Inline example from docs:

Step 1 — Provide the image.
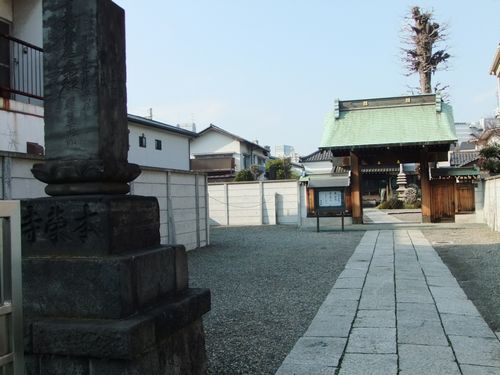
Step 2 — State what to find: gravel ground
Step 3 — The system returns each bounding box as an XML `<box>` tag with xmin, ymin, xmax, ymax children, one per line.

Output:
<box><xmin>188</xmin><ymin>226</ymin><xmax>364</xmax><ymax>375</ymax></box>
<box><xmin>423</xmin><ymin>226</ymin><xmax>500</xmax><ymax>333</ymax></box>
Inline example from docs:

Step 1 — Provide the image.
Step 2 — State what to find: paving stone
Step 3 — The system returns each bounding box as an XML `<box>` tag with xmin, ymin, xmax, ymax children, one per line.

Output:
<box><xmin>305</xmin><ymin>314</ymin><xmax>354</xmax><ymax>338</ymax></box>
<box><xmin>441</xmin><ymin>314</ymin><xmax>496</xmax><ymax>338</ymax></box>
<box><xmin>426</xmin><ymin>276</ymin><xmax>461</xmax><ymax>287</ymax></box>
<box><xmin>338</xmin><ymin>353</ymin><xmax>397</xmax><ymax>375</ymax></box>
<box><xmin>359</xmin><ymin>294</ymin><xmax>395</xmax><ymax>310</ymax></box>
<box><xmin>460</xmin><ymin>365</ymin><xmax>500</xmax><ymax>375</ymax></box>
<box><xmin>318</xmin><ymin>300</ymin><xmax>359</xmax><ymax>316</ymax></box>
<box><xmin>282</xmin><ymin>337</ymin><xmax>346</xmax><ymax>367</ymax></box>
<box><xmin>397</xmin><ymin>302</ymin><xmax>440</xmax><ymax>322</ymax></box>
<box><xmin>344</xmin><ymin>261</ymin><xmax>370</xmax><ymax>271</ymax></box>
<box><xmin>435</xmin><ymin>297</ymin><xmax>481</xmax><ymax>316</ymax></box>
<box><xmin>323</xmin><ymin>289</ymin><xmax>362</xmax><ymax>304</ymax></box>
<box><xmin>275</xmin><ymin>362</ymin><xmax>337</xmax><ymax>375</ymax></box>
<box><xmin>353</xmin><ymin>310</ymin><xmax>395</xmax><ymax>328</ymax></box>
<box><xmin>338</xmin><ymin>269</ymin><xmax>367</xmax><ymax>279</ymax></box>
<box><xmin>396</xmin><ymin>278</ymin><xmax>427</xmax><ymax>289</ymax></box>
<box><xmin>449</xmin><ymin>335</ymin><xmax>500</xmax><ymax>367</ymax></box>
<box><xmin>398</xmin><ymin>319</ymin><xmax>449</xmax><ymax>346</ymax></box>
<box><xmin>333</xmin><ymin>277</ymin><xmax>365</xmax><ymax>289</ymax></box>
<box><xmin>363</xmin><ymin>279</ymin><xmax>394</xmax><ymax>293</ymax></box>
<box><xmin>399</xmin><ymin>344</ymin><xmax>461</xmax><ymax>375</ymax></box>
<box><xmin>430</xmin><ymin>286</ymin><xmax>468</xmax><ymax>300</ymax></box>
<box><xmin>346</xmin><ymin>328</ymin><xmax>396</xmax><ymax>354</ymax></box>
<box><xmin>396</xmin><ymin>289</ymin><xmax>434</xmax><ymax>304</ymax></box>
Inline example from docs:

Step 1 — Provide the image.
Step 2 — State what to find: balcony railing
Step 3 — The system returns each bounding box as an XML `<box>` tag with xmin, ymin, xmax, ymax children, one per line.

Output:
<box><xmin>0</xmin><ymin>34</ymin><xmax>43</xmax><ymax>101</ymax></box>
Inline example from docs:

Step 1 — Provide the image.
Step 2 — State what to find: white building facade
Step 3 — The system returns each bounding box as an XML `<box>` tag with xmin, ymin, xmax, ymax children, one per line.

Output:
<box><xmin>128</xmin><ymin>115</ymin><xmax>195</xmax><ymax>171</ymax></box>
<box><xmin>190</xmin><ymin>124</ymin><xmax>269</xmax><ymax>180</ymax></box>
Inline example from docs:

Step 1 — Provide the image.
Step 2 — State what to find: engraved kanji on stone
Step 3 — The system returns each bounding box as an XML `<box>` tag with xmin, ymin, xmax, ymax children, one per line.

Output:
<box><xmin>45</xmin><ymin>205</ymin><xmax>68</xmax><ymax>243</ymax></box>
<box><xmin>73</xmin><ymin>203</ymin><xmax>100</xmax><ymax>242</ymax></box>
<box><xmin>21</xmin><ymin>205</ymin><xmax>43</xmax><ymax>242</ymax></box>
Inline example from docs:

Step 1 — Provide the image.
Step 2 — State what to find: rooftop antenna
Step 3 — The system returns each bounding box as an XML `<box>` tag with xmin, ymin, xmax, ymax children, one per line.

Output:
<box><xmin>147</xmin><ymin>108</ymin><xmax>153</xmax><ymax>120</ymax></box>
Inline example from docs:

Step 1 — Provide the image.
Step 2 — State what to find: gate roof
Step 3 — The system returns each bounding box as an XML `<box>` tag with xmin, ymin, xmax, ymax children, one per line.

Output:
<box><xmin>320</xmin><ymin>94</ymin><xmax>456</xmax><ymax>155</ymax></box>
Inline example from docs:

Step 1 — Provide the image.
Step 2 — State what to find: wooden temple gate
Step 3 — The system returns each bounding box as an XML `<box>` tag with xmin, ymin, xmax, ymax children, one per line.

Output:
<box><xmin>320</xmin><ymin>94</ymin><xmax>459</xmax><ymax>224</ymax></box>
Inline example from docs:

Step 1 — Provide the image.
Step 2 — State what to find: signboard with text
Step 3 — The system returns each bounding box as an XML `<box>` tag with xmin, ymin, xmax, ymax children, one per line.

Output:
<box><xmin>314</xmin><ymin>188</ymin><xmax>346</xmax><ymax>215</ymax></box>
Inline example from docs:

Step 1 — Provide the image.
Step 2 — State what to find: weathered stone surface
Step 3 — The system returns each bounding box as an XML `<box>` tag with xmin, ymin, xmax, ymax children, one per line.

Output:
<box><xmin>32</xmin><ymin>316</ymin><xmax>155</xmax><ymax>359</ymax></box>
<box><xmin>353</xmin><ymin>309</ymin><xmax>395</xmax><ymax>328</ymax></box>
<box><xmin>346</xmin><ymin>328</ymin><xmax>396</xmax><ymax>354</ymax></box>
<box><xmin>399</xmin><ymin>344</ymin><xmax>461</xmax><ymax>375</ymax></box>
<box><xmin>23</xmin><ymin>246</ymin><xmax>177</xmax><ymax>319</ymax></box>
<box><xmin>34</xmin><ymin>0</ymin><xmax>139</xmax><ymax>195</ymax></box>
<box><xmin>441</xmin><ymin>314</ymin><xmax>496</xmax><ymax>338</ymax></box>
<box><xmin>275</xmin><ymin>363</ymin><xmax>337</xmax><ymax>375</ymax></box>
<box><xmin>281</xmin><ymin>337</ymin><xmax>346</xmax><ymax>367</ymax></box>
<box><xmin>27</xmin><ymin>288</ymin><xmax>210</xmax><ymax>360</ymax></box>
<box><xmin>339</xmin><ymin>353</ymin><xmax>397</xmax><ymax>375</ymax></box>
<box><xmin>21</xmin><ymin>196</ymin><xmax>160</xmax><ymax>256</ymax></box>
<box><xmin>304</xmin><ymin>314</ymin><xmax>354</xmax><ymax>338</ymax></box>
<box><xmin>449</xmin><ymin>335</ymin><xmax>500</xmax><ymax>367</ymax></box>
<box><xmin>398</xmin><ymin>319</ymin><xmax>448</xmax><ymax>346</ymax></box>
<box><xmin>174</xmin><ymin>245</ymin><xmax>189</xmax><ymax>291</ymax></box>
<box><xmin>27</xmin><ymin>318</ymin><xmax>208</xmax><ymax>375</ymax></box>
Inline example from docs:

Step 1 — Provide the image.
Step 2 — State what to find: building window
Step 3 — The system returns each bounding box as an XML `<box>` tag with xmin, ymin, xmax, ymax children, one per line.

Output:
<box><xmin>155</xmin><ymin>139</ymin><xmax>162</xmax><ymax>150</ymax></box>
<box><xmin>139</xmin><ymin>134</ymin><xmax>146</xmax><ymax>148</ymax></box>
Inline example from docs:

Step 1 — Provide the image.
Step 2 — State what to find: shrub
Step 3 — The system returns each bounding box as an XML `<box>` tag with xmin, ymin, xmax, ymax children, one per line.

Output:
<box><xmin>265</xmin><ymin>158</ymin><xmax>299</xmax><ymax>180</ymax></box>
<box><xmin>479</xmin><ymin>143</ymin><xmax>500</xmax><ymax>174</ymax></box>
<box><xmin>378</xmin><ymin>197</ymin><xmax>404</xmax><ymax>209</ymax></box>
<box><xmin>404</xmin><ymin>201</ymin><xmax>421</xmax><ymax>209</ymax></box>
<box><xmin>234</xmin><ymin>169</ymin><xmax>254</xmax><ymax>182</ymax></box>
<box><xmin>404</xmin><ymin>187</ymin><xmax>418</xmax><ymax>204</ymax></box>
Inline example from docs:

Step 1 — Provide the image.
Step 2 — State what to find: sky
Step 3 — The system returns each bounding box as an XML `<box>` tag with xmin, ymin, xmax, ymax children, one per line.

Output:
<box><xmin>113</xmin><ymin>0</ymin><xmax>500</xmax><ymax>155</ymax></box>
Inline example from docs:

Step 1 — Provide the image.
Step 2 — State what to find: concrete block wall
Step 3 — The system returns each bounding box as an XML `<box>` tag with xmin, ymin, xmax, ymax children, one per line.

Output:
<box><xmin>208</xmin><ymin>180</ymin><xmax>352</xmax><ymax>228</ymax></box>
<box><xmin>0</xmin><ymin>154</ymin><xmax>208</xmax><ymax>250</ymax></box>
<box><xmin>481</xmin><ymin>176</ymin><xmax>500</xmax><ymax>231</ymax></box>
<box><xmin>208</xmin><ymin>180</ymin><xmax>300</xmax><ymax>226</ymax></box>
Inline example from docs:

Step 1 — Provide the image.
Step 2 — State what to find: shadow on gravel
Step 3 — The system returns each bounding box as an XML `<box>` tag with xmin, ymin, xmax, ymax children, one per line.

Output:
<box><xmin>433</xmin><ymin>243</ymin><xmax>500</xmax><ymax>332</ymax></box>
<box><xmin>188</xmin><ymin>225</ymin><xmax>365</xmax><ymax>375</ymax></box>
<box><xmin>423</xmin><ymin>227</ymin><xmax>500</xmax><ymax>333</ymax></box>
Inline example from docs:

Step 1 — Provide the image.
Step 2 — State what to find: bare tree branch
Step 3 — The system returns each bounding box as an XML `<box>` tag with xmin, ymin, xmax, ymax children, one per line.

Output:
<box><xmin>400</xmin><ymin>6</ymin><xmax>451</xmax><ymax>94</ymax></box>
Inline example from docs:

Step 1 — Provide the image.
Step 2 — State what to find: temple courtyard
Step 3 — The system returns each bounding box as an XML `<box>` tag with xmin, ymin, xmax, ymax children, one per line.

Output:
<box><xmin>189</xmin><ymin>212</ymin><xmax>500</xmax><ymax>374</ymax></box>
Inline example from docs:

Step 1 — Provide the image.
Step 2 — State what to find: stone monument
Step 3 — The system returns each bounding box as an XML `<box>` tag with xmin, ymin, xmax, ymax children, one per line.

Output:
<box><xmin>21</xmin><ymin>1</ymin><xmax>210</xmax><ymax>374</ymax></box>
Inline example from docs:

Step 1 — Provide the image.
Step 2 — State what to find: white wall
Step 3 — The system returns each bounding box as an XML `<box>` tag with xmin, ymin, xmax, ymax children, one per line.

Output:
<box><xmin>0</xmin><ymin>100</ymin><xmax>44</xmax><ymax>153</ymax></box>
<box><xmin>128</xmin><ymin>123</ymin><xmax>191</xmax><ymax>171</ymax></box>
<box><xmin>0</xmin><ymin>0</ymin><xmax>12</xmax><ymax>22</ymax></box>
<box><xmin>208</xmin><ymin>180</ymin><xmax>351</xmax><ymax>228</ymax></box>
<box><xmin>191</xmin><ymin>131</ymin><xmax>243</xmax><ymax>169</ymax></box>
<box><xmin>0</xmin><ymin>155</ymin><xmax>46</xmax><ymax>199</ymax></box>
<box><xmin>191</xmin><ymin>131</ymin><xmax>240</xmax><ymax>156</ymax></box>
<box><xmin>12</xmin><ymin>0</ymin><xmax>42</xmax><ymax>46</ymax></box>
<box><xmin>0</xmin><ymin>154</ymin><xmax>209</xmax><ymax>251</ymax></box>
<box><xmin>480</xmin><ymin>176</ymin><xmax>500</xmax><ymax>231</ymax></box>
<box><xmin>130</xmin><ymin>169</ymin><xmax>208</xmax><ymax>250</ymax></box>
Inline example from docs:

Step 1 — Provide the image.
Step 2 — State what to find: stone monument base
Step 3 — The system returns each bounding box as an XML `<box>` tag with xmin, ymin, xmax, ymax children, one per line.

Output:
<box><xmin>21</xmin><ymin>196</ymin><xmax>210</xmax><ymax>375</ymax></box>
<box><xmin>24</xmin><ymin>291</ymin><xmax>210</xmax><ymax>375</ymax></box>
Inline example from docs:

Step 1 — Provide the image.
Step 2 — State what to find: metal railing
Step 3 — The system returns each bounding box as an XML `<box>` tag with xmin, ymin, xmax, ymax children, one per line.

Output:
<box><xmin>0</xmin><ymin>201</ymin><xmax>23</xmax><ymax>375</ymax></box>
<box><xmin>0</xmin><ymin>34</ymin><xmax>43</xmax><ymax>101</ymax></box>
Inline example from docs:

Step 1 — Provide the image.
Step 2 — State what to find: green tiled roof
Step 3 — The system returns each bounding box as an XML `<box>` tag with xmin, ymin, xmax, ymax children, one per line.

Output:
<box><xmin>320</xmin><ymin>95</ymin><xmax>457</xmax><ymax>150</ymax></box>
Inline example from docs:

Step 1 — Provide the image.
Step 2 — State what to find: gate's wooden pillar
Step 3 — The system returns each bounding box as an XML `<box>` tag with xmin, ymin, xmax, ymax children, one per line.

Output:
<box><xmin>350</xmin><ymin>152</ymin><xmax>363</xmax><ymax>224</ymax></box>
<box><xmin>420</xmin><ymin>151</ymin><xmax>431</xmax><ymax>223</ymax></box>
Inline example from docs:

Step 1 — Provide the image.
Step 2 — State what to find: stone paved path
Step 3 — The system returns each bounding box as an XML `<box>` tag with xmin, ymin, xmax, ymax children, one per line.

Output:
<box><xmin>276</xmin><ymin>229</ymin><xmax>500</xmax><ymax>374</ymax></box>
